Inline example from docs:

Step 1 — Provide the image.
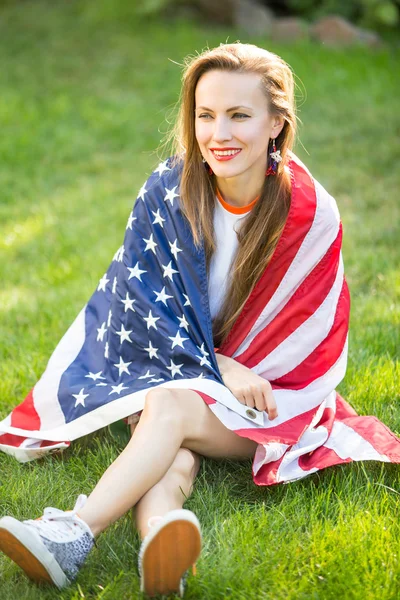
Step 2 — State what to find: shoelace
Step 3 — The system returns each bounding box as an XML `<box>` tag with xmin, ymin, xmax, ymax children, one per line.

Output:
<box><xmin>24</xmin><ymin>494</ymin><xmax>90</xmax><ymax>540</ymax></box>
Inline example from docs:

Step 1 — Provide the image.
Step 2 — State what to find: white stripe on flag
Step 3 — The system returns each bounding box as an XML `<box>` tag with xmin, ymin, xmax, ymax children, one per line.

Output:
<box><xmin>253</xmin><ymin>442</ymin><xmax>289</xmax><ymax>475</ymax></box>
<box><xmin>0</xmin><ymin>376</ymin><xmax>265</xmax><ymax>442</ymax></box>
<box><xmin>208</xmin><ymin>401</ymin><xmax>263</xmax><ymax>431</ymax></box>
<box><xmin>33</xmin><ymin>306</ymin><xmax>87</xmax><ymax>430</ymax></box>
<box><xmin>324</xmin><ymin>420</ymin><xmax>391</xmax><ymax>462</ymax></box>
<box><xmin>266</xmin><ymin>350</ymin><xmax>345</xmax><ymax>426</ymax></box>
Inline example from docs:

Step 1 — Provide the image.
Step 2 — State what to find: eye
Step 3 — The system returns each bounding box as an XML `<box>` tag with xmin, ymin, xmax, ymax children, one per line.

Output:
<box><xmin>232</xmin><ymin>113</ymin><xmax>249</xmax><ymax>119</ymax></box>
<box><xmin>198</xmin><ymin>113</ymin><xmax>213</xmax><ymax>119</ymax></box>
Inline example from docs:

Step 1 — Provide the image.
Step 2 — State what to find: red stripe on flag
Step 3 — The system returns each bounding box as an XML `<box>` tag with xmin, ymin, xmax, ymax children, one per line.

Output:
<box><xmin>234</xmin><ymin>406</ymin><xmax>320</xmax><ymax>446</ymax></box>
<box><xmin>10</xmin><ymin>388</ymin><xmax>41</xmax><ymax>431</ymax></box>
<box><xmin>0</xmin><ymin>433</ymin><xmax>27</xmax><ymax>447</ymax></box>
<box><xmin>252</xmin><ymin>452</ymin><xmax>286</xmax><ymax>486</ymax></box>
<box><xmin>298</xmin><ymin>445</ymin><xmax>352</xmax><ymax>472</ymax></box>
<box><xmin>271</xmin><ymin>279</ymin><xmax>350</xmax><ymax>391</ymax></box>
<box><xmin>190</xmin><ymin>390</ymin><xmax>217</xmax><ymax>406</ymax></box>
<box><xmin>40</xmin><ymin>439</ymin><xmax>69</xmax><ymax>448</ymax></box>
<box><xmin>237</xmin><ymin>226</ymin><xmax>343</xmax><ymax>368</ymax></box>
<box><xmin>220</xmin><ymin>156</ymin><xmax>317</xmax><ymax>357</ymax></box>
<box><xmin>334</xmin><ymin>394</ymin><xmax>357</xmax><ymax>418</ymax></box>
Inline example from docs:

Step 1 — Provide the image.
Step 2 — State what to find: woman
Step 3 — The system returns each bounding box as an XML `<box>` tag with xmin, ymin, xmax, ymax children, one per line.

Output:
<box><xmin>0</xmin><ymin>43</ymin><xmax>399</xmax><ymax>597</ymax></box>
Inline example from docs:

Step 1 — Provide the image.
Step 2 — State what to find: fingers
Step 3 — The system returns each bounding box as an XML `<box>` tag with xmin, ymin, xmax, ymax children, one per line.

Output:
<box><xmin>236</xmin><ymin>388</ymin><xmax>255</xmax><ymax>408</ymax></box>
<box><xmin>233</xmin><ymin>383</ymin><xmax>278</xmax><ymax>420</ymax></box>
<box><xmin>263</xmin><ymin>383</ymin><xmax>278</xmax><ymax>420</ymax></box>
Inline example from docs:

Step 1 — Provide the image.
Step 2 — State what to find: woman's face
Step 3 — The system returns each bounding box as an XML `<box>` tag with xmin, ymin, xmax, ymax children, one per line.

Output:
<box><xmin>195</xmin><ymin>70</ymin><xmax>283</xmax><ymax>181</ymax></box>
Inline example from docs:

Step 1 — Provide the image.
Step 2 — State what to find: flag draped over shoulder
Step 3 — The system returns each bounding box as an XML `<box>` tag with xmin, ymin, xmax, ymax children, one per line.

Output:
<box><xmin>1</xmin><ymin>153</ymin><xmax>399</xmax><ymax>485</ymax></box>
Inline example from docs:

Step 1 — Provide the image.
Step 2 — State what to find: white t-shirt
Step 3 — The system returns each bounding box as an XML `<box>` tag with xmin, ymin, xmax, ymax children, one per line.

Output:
<box><xmin>208</xmin><ymin>190</ymin><xmax>257</xmax><ymax>320</ymax></box>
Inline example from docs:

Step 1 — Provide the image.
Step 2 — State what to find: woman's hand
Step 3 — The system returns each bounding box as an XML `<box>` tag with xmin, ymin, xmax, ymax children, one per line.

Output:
<box><xmin>215</xmin><ymin>353</ymin><xmax>278</xmax><ymax>420</ymax></box>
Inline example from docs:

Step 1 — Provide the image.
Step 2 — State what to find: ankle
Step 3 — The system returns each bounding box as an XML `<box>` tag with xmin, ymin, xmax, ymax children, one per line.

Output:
<box><xmin>76</xmin><ymin>511</ymin><xmax>100</xmax><ymax>538</ymax></box>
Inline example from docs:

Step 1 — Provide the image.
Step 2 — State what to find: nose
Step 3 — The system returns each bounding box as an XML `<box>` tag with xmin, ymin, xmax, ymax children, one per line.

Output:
<box><xmin>211</xmin><ymin>117</ymin><xmax>232</xmax><ymax>143</ymax></box>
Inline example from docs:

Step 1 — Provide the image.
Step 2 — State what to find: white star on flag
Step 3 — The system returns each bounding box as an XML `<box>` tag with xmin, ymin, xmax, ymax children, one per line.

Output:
<box><xmin>113</xmin><ymin>246</ymin><xmax>125</xmax><ymax>262</ymax></box>
<box><xmin>115</xmin><ymin>324</ymin><xmax>133</xmax><ymax>344</ymax></box>
<box><xmin>144</xmin><ymin>340</ymin><xmax>159</xmax><ymax>359</ymax></box>
<box><xmin>104</xmin><ymin>342</ymin><xmax>109</xmax><ymax>358</ymax></box>
<box><xmin>144</xmin><ymin>310</ymin><xmax>160</xmax><ymax>330</ymax></box>
<box><xmin>126</xmin><ymin>212</ymin><xmax>137</xmax><ymax>230</ymax></box>
<box><xmin>121</xmin><ymin>292</ymin><xmax>136</xmax><ymax>313</ymax></box>
<box><xmin>96</xmin><ymin>322</ymin><xmax>107</xmax><ymax>342</ymax></box>
<box><xmin>72</xmin><ymin>388</ymin><xmax>89</xmax><ymax>408</ymax></box>
<box><xmin>162</xmin><ymin>261</ymin><xmax>179</xmax><ymax>281</ymax></box>
<box><xmin>143</xmin><ymin>234</ymin><xmax>158</xmax><ymax>254</ymax></box>
<box><xmin>148</xmin><ymin>378</ymin><xmax>165</xmax><ymax>383</ymax></box>
<box><xmin>196</xmin><ymin>353</ymin><xmax>211</xmax><ymax>368</ymax></box>
<box><xmin>107</xmin><ymin>310</ymin><xmax>112</xmax><ymax>327</ymax></box>
<box><xmin>164</xmin><ymin>186</ymin><xmax>179</xmax><ymax>206</ymax></box>
<box><xmin>155</xmin><ymin>160</ymin><xmax>171</xmax><ymax>176</ymax></box>
<box><xmin>169</xmin><ymin>239</ymin><xmax>182</xmax><ymax>260</ymax></box>
<box><xmin>152</xmin><ymin>209</ymin><xmax>166</xmax><ymax>228</ymax></box>
<box><xmin>183</xmin><ymin>294</ymin><xmax>191</xmax><ymax>306</ymax></box>
<box><xmin>97</xmin><ymin>273</ymin><xmax>110</xmax><ymax>292</ymax></box>
<box><xmin>128</xmin><ymin>262</ymin><xmax>147</xmax><ymax>281</ymax></box>
<box><xmin>167</xmin><ymin>359</ymin><xmax>184</xmax><ymax>378</ymax></box>
<box><xmin>154</xmin><ymin>286</ymin><xmax>173</xmax><ymax>306</ymax></box>
<box><xmin>112</xmin><ymin>277</ymin><xmax>117</xmax><ymax>294</ymax></box>
<box><xmin>177</xmin><ymin>314</ymin><xmax>189</xmax><ymax>331</ymax></box>
<box><xmin>96</xmin><ymin>382</ymin><xmax>108</xmax><ymax>387</ymax></box>
<box><xmin>109</xmin><ymin>383</ymin><xmax>129</xmax><ymax>395</ymax></box>
<box><xmin>169</xmin><ymin>330</ymin><xmax>189</xmax><ymax>349</ymax></box>
<box><xmin>138</xmin><ymin>369</ymin><xmax>156</xmax><ymax>379</ymax></box>
<box><xmin>114</xmin><ymin>356</ymin><xmax>132</xmax><ymax>376</ymax></box>
<box><xmin>138</xmin><ymin>183</ymin><xmax>147</xmax><ymax>201</ymax></box>
<box><xmin>85</xmin><ymin>371</ymin><xmax>106</xmax><ymax>381</ymax></box>
<box><xmin>198</xmin><ymin>343</ymin><xmax>209</xmax><ymax>357</ymax></box>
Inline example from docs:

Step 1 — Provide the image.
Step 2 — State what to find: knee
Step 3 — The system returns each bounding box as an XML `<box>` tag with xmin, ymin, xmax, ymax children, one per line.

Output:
<box><xmin>142</xmin><ymin>387</ymin><xmax>184</xmax><ymax>427</ymax></box>
<box><xmin>170</xmin><ymin>448</ymin><xmax>201</xmax><ymax>481</ymax></box>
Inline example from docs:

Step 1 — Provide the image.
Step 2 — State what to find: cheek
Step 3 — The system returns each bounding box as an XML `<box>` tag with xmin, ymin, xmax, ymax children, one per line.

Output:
<box><xmin>237</xmin><ymin>119</ymin><xmax>271</xmax><ymax>151</ymax></box>
<box><xmin>195</xmin><ymin>122</ymin><xmax>210</xmax><ymax>146</ymax></box>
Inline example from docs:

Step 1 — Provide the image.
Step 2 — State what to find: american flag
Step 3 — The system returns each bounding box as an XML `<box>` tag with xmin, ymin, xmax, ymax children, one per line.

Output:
<box><xmin>1</xmin><ymin>154</ymin><xmax>399</xmax><ymax>484</ymax></box>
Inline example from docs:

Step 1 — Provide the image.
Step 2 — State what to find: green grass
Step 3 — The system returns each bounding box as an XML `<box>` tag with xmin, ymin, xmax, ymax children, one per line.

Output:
<box><xmin>0</xmin><ymin>1</ymin><xmax>399</xmax><ymax>598</ymax></box>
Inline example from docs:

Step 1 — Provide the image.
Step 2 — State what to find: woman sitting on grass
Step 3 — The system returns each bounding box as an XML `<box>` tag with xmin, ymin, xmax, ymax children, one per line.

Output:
<box><xmin>0</xmin><ymin>42</ymin><xmax>399</xmax><ymax>597</ymax></box>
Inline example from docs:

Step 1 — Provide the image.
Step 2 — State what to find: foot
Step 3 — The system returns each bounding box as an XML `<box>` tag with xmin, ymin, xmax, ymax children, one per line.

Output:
<box><xmin>0</xmin><ymin>494</ymin><xmax>94</xmax><ymax>589</ymax></box>
<box><xmin>138</xmin><ymin>509</ymin><xmax>202</xmax><ymax>598</ymax></box>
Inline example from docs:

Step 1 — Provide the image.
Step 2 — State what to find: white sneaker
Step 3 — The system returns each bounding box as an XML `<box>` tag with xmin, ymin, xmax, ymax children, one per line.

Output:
<box><xmin>138</xmin><ymin>509</ymin><xmax>202</xmax><ymax>597</ymax></box>
<box><xmin>0</xmin><ymin>494</ymin><xmax>94</xmax><ymax>589</ymax></box>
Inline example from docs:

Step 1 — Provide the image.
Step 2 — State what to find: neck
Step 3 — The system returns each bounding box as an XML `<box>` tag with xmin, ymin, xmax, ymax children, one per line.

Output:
<box><xmin>215</xmin><ymin>165</ymin><xmax>265</xmax><ymax>207</ymax></box>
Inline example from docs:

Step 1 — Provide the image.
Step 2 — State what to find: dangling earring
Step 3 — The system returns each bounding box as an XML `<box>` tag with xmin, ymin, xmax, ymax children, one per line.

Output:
<box><xmin>202</xmin><ymin>156</ymin><xmax>213</xmax><ymax>176</ymax></box>
<box><xmin>266</xmin><ymin>138</ymin><xmax>282</xmax><ymax>176</ymax></box>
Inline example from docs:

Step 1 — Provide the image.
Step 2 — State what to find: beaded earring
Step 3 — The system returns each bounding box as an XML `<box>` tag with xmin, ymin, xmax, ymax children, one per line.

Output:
<box><xmin>202</xmin><ymin>157</ymin><xmax>213</xmax><ymax>175</ymax></box>
<box><xmin>266</xmin><ymin>138</ymin><xmax>282</xmax><ymax>176</ymax></box>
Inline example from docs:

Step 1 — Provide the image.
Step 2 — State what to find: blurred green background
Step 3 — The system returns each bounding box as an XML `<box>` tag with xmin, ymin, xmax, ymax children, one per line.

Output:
<box><xmin>0</xmin><ymin>1</ymin><xmax>399</xmax><ymax>598</ymax></box>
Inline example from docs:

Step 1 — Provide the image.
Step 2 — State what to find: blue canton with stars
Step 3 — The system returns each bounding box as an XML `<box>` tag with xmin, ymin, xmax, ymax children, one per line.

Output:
<box><xmin>58</xmin><ymin>157</ymin><xmax>223</xmax><ymax>422</ymax></box>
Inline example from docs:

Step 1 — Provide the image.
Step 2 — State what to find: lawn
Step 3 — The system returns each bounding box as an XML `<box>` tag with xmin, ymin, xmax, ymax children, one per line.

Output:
<box><xmin>0</xmin><ymin>1</ymin><xmax>399</xmax><ymax>598</ymax></box>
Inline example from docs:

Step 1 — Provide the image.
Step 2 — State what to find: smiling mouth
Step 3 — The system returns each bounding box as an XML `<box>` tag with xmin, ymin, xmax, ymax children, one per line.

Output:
<box><xmin>210</xmin><ymin>149</ymin><xmax>242</xmax><ymax>158</ymax></box>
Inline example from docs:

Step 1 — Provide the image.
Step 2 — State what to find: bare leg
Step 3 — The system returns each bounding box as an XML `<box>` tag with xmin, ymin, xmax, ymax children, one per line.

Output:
<box><xmin>78</xmin><ymin>388</ymin><xmax>257</xmax><ymax>537</ymax></box>
<box><xmin>134</xmin><ymin>448</ymin><xmax>201</xmax><ymax>539</ymax></box>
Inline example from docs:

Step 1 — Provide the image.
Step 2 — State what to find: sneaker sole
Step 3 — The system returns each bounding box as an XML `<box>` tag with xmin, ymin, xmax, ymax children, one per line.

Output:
<box><xmin>140</xmin><ymin>509</ymin><xmax>201</xmax><ymax>597</ymax></box>
<box><xmin>0</xmin><ymin>517</ymin><xmax>69</xmax><ymax>589</ymax></box>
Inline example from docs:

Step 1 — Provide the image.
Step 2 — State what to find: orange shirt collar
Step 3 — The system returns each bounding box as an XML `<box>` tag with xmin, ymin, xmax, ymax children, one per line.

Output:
<box><xmin>216</xmin><ymin>188</ymin><xmax>259</xmax><ymax>215</ymax></box>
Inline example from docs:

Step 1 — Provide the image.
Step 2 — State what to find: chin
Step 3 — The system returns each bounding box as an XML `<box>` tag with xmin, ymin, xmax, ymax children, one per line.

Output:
<box><xmin>214</xmin><ymin>167</ymin><xmax>243</xmax><ymax>179</ymax></box>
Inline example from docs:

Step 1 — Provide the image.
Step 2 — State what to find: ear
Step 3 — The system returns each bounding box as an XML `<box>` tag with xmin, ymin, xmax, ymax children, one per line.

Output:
<box><xmin>271</xmin><ymin>115</ymin><xmax>285</xmax><ymax>139</ymax></box>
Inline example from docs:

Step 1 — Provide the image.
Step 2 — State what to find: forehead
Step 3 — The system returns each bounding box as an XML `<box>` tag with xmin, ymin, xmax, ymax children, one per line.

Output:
<box><xmin>195</xmin><ymin>70</ymin><xmax>267</xmax><ymax>109</ymax></box>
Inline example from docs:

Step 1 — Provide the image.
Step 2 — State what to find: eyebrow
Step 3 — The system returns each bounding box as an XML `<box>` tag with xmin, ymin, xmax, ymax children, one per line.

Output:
<box><xmin>196</xmin><ymin>105</ymin><xmax>253</xmax><ymax>112</ymax></box>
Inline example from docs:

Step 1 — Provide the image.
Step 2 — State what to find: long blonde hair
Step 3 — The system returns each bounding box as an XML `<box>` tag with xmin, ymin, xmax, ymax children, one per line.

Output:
<box><xmin>164</xmin><ymin>43</ymin><xmax>297</xmax><ymax>347</ymax></box>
